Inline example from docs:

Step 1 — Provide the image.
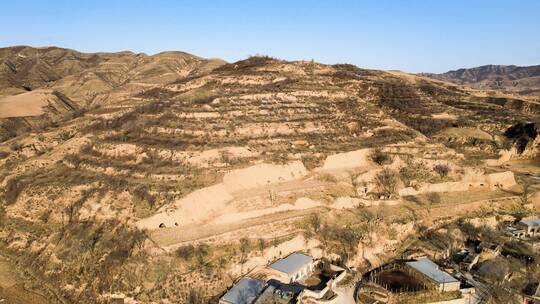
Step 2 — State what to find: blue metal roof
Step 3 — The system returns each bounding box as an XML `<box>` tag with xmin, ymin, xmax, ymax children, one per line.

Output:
<box><xmin>220</xmin><ymin>277</ymin><xmax>266</xmax><ymax>304</ymax></box>
<box><xmin>406</xmin><ymin>258</ymin><xmax>458</xmax><ymax>284</ymax></box>
<box><xmin>270</xmin><ymin>252</ymin><xmax>312</xmax><ymax>275</ymax></box>
<box><xmin>521</xmin><ymin>218</ymin><xmax>540</xmax><ymax>227</ymax></box>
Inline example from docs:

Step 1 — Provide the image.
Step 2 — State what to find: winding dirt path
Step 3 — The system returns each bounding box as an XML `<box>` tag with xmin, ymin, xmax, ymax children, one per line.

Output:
<box><xmin>150</xmin><ymin>207</ymin><xmax>328</xmax><ymax>248</ymax></box>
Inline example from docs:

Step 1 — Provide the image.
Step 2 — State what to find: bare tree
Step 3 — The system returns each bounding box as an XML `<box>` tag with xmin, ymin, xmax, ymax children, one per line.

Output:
<box><xmin>370</xmin><ymin>149</ymin><xmax>392</xmax><ymax>166</ymax></box>
<box><xmin>219</xmin><ymin>150</ymin><xmax>234</xmax><ymax>167</ymax></box>
<box><xmin>375</xmin><ymin>168</ymin><xmax>399</xmax><ymax>196</ymax></box>
<box><xmin>257</xmin><ymin>238</ymin><xmax>265</xmax><ymax>254</ymax></box>
<box><xmin>399</xmin><ymin>159</ymin><xmax>431</xmax><ymax>187</ymax></box>
<box><xmin>194</xmin><ymin>244</ymin><xmax>209</xmax><ymax>268</ymax></box>
<box><xmin>427</xmin><ymin>192</ymin><xmax>441</xmax><ymax>205</ymax></box>
<box><xmin>309</xmin><ymin>214</ymin><xmax>322</xmax><ymax>233</ymax></box>
<box><xmin>187</xmin><ymin>288</ymin><xmax>203</xmax><ymax>304</ymax></box>
<box><xmin>239</xmin><ymin>238</ymin><xmax>250</xmax><ymax>263</ymax></box>
<box><xmin>433</xmin><ymin>163</ymin><xmax>451</xmax><ymax>178</ymax></box>
<box><xmin>521</xmin><ymin>182</ymin><xmax>532</xmax><ymax>206</ymax></box>
<box><xmin>348</xmin><ymin>170</ymin><xmax>365</xmax><ymax>197</ymax></box>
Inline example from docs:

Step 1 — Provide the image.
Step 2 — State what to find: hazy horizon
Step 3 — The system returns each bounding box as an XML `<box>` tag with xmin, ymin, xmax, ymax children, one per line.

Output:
<box><xmin>1</xmin><ymin>0</ymin><xmax>539</xmax><ymax>73</ymax></box>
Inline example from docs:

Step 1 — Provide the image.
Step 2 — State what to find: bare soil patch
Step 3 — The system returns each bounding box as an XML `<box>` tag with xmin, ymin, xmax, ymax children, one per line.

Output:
<box><xmin>0</xmin><ymin>90</ymin><xmax>53</xmax><ymax>118</ymax></box>
<box><xmin>374</xmin><ymin>268</ymin><xmax>425</xmax><ymax>292</ymax></box>
<box><xmin>0</xmin><ymin>256</ymin><xmax>50</xmax><ymax>304</ymax></box>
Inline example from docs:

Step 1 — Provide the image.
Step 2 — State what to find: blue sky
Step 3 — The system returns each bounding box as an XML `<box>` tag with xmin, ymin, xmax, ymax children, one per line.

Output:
<box><xmin>1</xmin><ymin>0</ymin><xmax>539</xmax><ymax>73</ymax></box>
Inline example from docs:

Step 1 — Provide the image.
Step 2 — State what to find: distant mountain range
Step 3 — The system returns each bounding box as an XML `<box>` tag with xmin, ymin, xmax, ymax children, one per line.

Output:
<box><xmin>422</xmin><ymin>64</ymin><xmax>540</xmax><ymax>95</ymax></box>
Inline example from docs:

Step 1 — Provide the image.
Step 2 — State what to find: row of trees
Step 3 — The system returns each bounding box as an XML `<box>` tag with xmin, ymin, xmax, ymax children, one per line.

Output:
<box><xmin>369</xmin><ymin>150</ymin><xmax>452</xmax><ymax>197</ymax></box>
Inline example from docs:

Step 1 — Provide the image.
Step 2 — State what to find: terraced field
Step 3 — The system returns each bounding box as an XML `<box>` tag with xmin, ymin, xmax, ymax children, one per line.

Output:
<box><xmin>0</xmin><ymin>48</ymin><xmax>539</xmax><ymax>303</ymax></box>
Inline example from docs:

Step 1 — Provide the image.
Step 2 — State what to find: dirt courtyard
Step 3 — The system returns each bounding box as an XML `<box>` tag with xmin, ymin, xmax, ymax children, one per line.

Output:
<box><xmin>373</xmin><ymin>268</ymin><xmax>425</xmax><ymax>292</ymax></box>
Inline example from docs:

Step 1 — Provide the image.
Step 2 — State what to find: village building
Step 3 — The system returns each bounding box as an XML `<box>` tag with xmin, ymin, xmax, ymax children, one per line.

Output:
<box><xmin>269</xmin><ymin>252</ymin><xmax>315</xmax><ymax>283</ymax></box>
<box><xmin>253</xmin><ymin>280</ymin><xmax>302</xmax><ymax>304</ymax></box>
<box><xmin>219</xmin><ymin>277</ymin><xmax>266</xmax><ymax>304</ymax></box>
<box><xmin>220</xmin><ymin>252</ymin><xmax>347</xmax><ymax>303</ymax></box>
<box><xmin>506</xmin><ymin>218</ymin><xmax>540</xmax><ymax>239</ymax></box>
<box><xmin>506</xmin><ymin>223</ymin><xmax>529</xmax><ymax>239</ymax></box>
<box><xmin>405</xmin><ymin>258</ymin><xmax>460</xmax><ymax>292</ymax></box>
<box><xmin>521</xmin><ymin>218</ymin><xmax>540</xmax><ymax>237</ymax></box>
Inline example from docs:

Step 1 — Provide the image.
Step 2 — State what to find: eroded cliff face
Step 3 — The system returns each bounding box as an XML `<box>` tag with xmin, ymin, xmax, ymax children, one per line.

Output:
<box><xmin>504</xmin><ymin>121</ymin><xmax>538</xmax><ymax>154</ymax></box>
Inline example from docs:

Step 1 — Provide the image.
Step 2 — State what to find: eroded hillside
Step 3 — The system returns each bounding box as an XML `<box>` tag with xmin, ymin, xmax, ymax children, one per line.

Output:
<box><xmin>0</xmin><ymin>46</ymin><xmax>226</xmax><ymax>142</ymax></box>
<box><xmin>423</xmin><ymin>64</ymin><xmax>540</xmax><ymax>96</ymax></box>
<box><xmin>1</xmin><ymin>48</ymin><xmax>539</xmax><ymax>303</ymax></box>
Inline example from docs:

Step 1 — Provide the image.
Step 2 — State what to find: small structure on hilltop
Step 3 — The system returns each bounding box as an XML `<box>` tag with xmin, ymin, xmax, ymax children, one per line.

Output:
<box><xmin>219</xmin><ymin>277</ymin><xmax>266</xmax><ymax>304</ymax></box>
<box><xmin>269</xmin><ymin>252</ymin><xmax>315</xmax><ymax>283</ymax></box>
<box><xmin>405</xmin><ymin>258</ymin><xmax>460</xmax><ymax>292</ymax></box>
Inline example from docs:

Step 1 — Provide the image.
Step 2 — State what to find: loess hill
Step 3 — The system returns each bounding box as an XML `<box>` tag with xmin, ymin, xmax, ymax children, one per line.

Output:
<box><xmin>423</xmin><ymin>64</ymin><xmax>540</xmax><ymax>96</ymax></box>
<box><xmin>0</xmin><ymin>46</ymin><xmax>539</xmax><ymax>303</ymax></box>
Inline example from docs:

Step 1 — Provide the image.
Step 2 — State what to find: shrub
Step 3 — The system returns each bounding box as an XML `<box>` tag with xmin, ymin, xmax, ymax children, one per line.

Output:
<box><xmin>239</xmin><ymin>238</ymin><xmax>250</xmax><ymax>262</ymax></box>
<box><xmin>79</xmin><ymin>144</ymin><xmax>95</xmax><ymax>154</ymax></box>
<box><xmin>375</xmin><ymin>168</ymin><xmax>399</xmax><ymax>196</ymax></box>
<box><xmin>308</xmin><ymin>214</ymin><xmax>322</xmax><ymax>233</ymax></box>
<box><xmin>399</xmin><ymin>159</ymin><xmax>431</xmax><ymax>187</ymax></box>
<box><xmin>317</xmin><ymin>173</ymin><xmax>338</xmax><ymax>183</ymax></box>
<box><xmin>64</xmin><ymin>154</ymin><xmax>82</xmax><ymax>168</ymax></box>
<box><xmin>403</xmin><ymin>195</ymin><xmax>422</xmax><ymax>205</ymax></box>
<box><xmin>176</xmin><ymin>243</ymin><xmax>210</xmax><ymax>268</ymax></box>
<box><xmin>457</xmin><ymin>219</ymin><xmax>480</xmax><ymax>238</ymax></box>
<box><xmin>9</xmin><ymin>142</ymin><xmax>23</xmax><ymax>151</ymax></box>
<box><xmin>320</xmin><ymin>224</ymin><xmax>361</xmax><ymax>263</ymax></box>
<box><xmin>39</xmin><ymin>209</ymin><xmax>52</xmax><ymax>223</ymax></box>
<box><xmin>433</xmin><ymin>163</ymin><xmax>451</xmax><ymax>178</ymax></box>
<box><xmin>301</xmin><ymin>154</ymin><xmax>325</xmax><ymax>170</ymax></box>
<box><xmin>370</xmin><ymin>149</ymin><xmax>392</xmax><ymax>165</ymax></box>
<box><xmin>59</xmin><ymin>130</ymin><xmax>74</xmax><ymax>140</ymax></box>
<box><xmin>387</xmin><ymin>227</ymin><xmax>398</xmax><ymax>240</ymax></box>
<box><xmin>133</xmin><ymin>184</ymin><xmax>156</xmax><ymax>208</ymax></box>
<box><xmin>176</xmin><ymin>244</ymin><xmax>195</xmax><ymax>260</ymax></box>
<box><xmin>197</xmin><ymin>244</ymin><xmax>212</xmax><ymax>268</ymax></box>
<box><xmin>355</xmin><ymin>208</ymin><xmax>375</xmax><ymax>222</ymax></box>
<box><xmin>257</xmin><ymin>238</ymin><xmax>266</xmax><ymax>254</ymax></box>
<box><xmin>0</xmin><ymin>151</ymin><xmax>10</xmax><ymax>159</ymax></box>
<box><xmin>4</xmin><ymin>177</ymin><xmax>26</xmax><ymax>205</ymax></box>
<box><xmin>521</xmin><ymin>183</ymin><xmax>531</xmax><ymax>205</ymax></box>
<box><xmin>186</xmin><ymin>288</ymin><xmax>204</xmax><ymax>304</ymax></box>
<box><xmin>426</xmin><ymin>192</ymin><xmax>441</xmax><ymax>205</ymax></box>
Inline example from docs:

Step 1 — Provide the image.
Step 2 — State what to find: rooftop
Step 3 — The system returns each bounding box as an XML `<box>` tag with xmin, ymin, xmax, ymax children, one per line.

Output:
<box><xmin>406</xmin><ymin>258</ymin><xmax>459</xmax><ymax>284</ymax></box>
<box><xmin>253</xmin><ymin>285</ymin><xmax>277</xmax><ymax>304</ymax></box>
<box><xmin>220</xmin><ymin>277</ymin><xmax>266</xmax><ymax>304</ymax></box>
<box><xmin>505</xmin><ymin>224</ymin><xmax>527</xmax><ymax>232</ymax></box>
<box><xmin>521</xmin><ymin>218</ymin><xmax>540</xmax><ymax>227</ymax></box>
<box><xmin>270</xmin><ymin>253</ymin><xmax>313</xmax><ymax>275</ymax></box>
